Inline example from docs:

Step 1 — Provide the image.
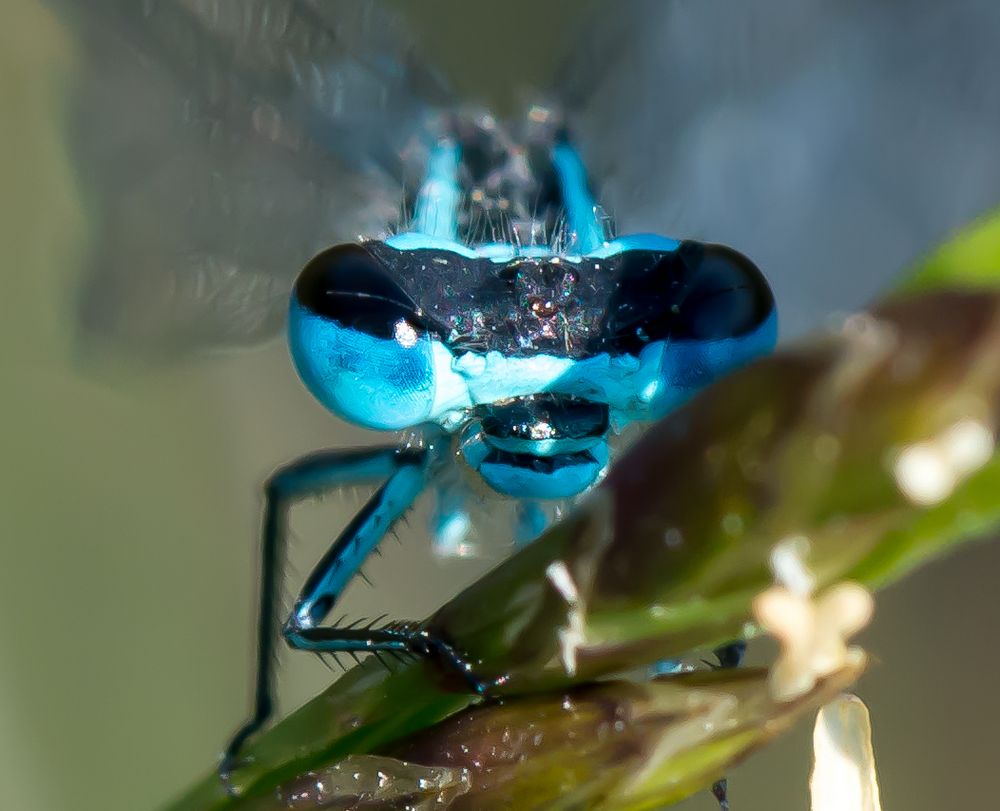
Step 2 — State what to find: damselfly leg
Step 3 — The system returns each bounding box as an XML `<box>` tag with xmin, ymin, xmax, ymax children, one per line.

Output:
<box><xmin>220</xmin><ymin>439</ymin><xmax>482</xmax><ymax>787</ymax></box>
<box><xmin>713</xmin><ymin>641</ymin><xmax>747</xmax><ymax>670</ymax></box>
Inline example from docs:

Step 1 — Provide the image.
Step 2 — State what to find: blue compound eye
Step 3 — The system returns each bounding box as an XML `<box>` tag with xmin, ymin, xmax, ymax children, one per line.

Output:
<box><xmin>604</xmin><ymin>241</ymin><xmax>774</xmax><ymax>354</ymax></box>
<box><xmin>288</xmin><ymin>244</ymin><xmax>448</xmax><ymax>431</ymax></box>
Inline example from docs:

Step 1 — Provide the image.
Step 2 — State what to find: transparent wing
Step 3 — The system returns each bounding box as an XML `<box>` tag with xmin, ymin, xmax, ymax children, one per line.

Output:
<box><xmin>557</xmin><ymin>0</ymin><xmax>1000</xmax><ymax>336</ymax></box>
<box><xmin>53</xmin><ymin>0</ymin><xmax>449</xmax><ymax>356</ymax></box>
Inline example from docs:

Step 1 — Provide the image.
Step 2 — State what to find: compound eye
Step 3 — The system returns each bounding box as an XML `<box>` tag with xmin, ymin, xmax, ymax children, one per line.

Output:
<box><xmin>288</xmin><ymin>244</ymin><xmax>447</xmax><ymax>431</ymax></box>
<box><xmin>294</xmin><ymin>243</ymin><xmax>422</xmax><ymax>339</ymax></box>
<box><xmin>605</xmin><ymin>242</ymin><xmax>774</xmax><ymax>354</ymax></box>
<box><xmin>670</xmin><ymin>242</ymin><xmax>774</xmax><ymax>340</ymax></box>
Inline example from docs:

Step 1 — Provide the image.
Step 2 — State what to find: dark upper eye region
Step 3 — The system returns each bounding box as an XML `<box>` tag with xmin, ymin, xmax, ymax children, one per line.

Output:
<box><xmin>602</xmin><ymin>241</ymin><xmax>774</xmax><ymax>355</ymax></box>
<box><xmin>294</xmin><ymin>243</ymin><xmax>438</xmax><ymax>340</ymax></box>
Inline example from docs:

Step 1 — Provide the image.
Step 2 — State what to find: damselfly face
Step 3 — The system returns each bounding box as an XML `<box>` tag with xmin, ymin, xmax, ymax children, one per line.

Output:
<box><xmin>288</xmin><ymin>232</ymin><xmax>774</xmax><ymax>499</ymax></box>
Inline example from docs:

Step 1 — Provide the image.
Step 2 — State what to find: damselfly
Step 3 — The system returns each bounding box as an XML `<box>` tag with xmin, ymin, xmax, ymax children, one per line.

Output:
<box><xmin>229</xmin><ymin>104</ymin><xmax>777</xmax><ymax>771</ymax></box>
<box><xmin>55</xmin><ymin>0</ymin><xmax>1000</xmax><ymax>797</ymax></box>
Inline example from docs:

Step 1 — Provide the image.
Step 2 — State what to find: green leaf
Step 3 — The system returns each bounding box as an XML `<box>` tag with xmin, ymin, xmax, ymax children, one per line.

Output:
<box><xmin>171</xmin><ymin>212</ymin><xmax>1000</xmax><ymax>808</ymax></box>
<box><xmin>242</xmin><ymin>663</ymin><xmax>865</xmax><ymax>811</ymax></box>
<box><xmin>171</xmin><ymin>287</ymin><xmax>1000</xmax><ymax>809</ymax></box>
<box><xmin>896</xmin><ymin>205</ymin><xmax>1000</xmax><ymax>293</ymax></box>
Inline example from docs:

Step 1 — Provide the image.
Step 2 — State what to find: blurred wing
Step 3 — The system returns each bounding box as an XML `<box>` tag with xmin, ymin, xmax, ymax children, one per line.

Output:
<box><xmin>556</xmin><ymin>0</ymin><xmax>1000</xmax><ymax>336</ymax></box>
<box><xmin>54</xmin><ymin>0</ymin><xmax>449</xmax><ymax>356</ymax></box>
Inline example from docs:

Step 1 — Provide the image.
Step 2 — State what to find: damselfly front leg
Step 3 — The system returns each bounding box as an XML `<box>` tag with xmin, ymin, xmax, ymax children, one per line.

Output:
<box><xmin>220</xmin><ymin>439</ymin><xmax>482</xmax><ymax>785</ymax></box>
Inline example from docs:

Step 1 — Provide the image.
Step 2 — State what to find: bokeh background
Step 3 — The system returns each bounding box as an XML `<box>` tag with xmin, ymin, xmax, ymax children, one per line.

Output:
<box><xmin>2</xmin><ymin>1</ymin><xmax>999</xmax><ymax>809</ymax></box>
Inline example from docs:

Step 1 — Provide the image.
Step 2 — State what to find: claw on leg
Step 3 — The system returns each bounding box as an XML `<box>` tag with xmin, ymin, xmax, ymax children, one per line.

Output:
<box><xmin>712</xmin><ymin>777</ymin><xmax>730</xmax><ymax>810</ymax></box>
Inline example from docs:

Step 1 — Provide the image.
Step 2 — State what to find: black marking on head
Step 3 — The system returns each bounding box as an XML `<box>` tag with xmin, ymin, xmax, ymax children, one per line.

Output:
<box><xmin>357</xmin><ymin>239</ymin><xmax>773</xmax><ymax>360</ymax></box>
<box><xmin>294</xmin><ymin>243</ymin><xmax>448</xmax><ymax>341</ymax></box>
<box><xmin>361</xmin><ymin>241</ymin><xmax>615</xmax><ymax>358</ymax></box>
<box><xmin>599</xmin><ymin>241</ymin><xmax>775</xmax><ymax>355</ymax></box>
<box><xmin>482</xmin><ymin>448</ymin><xmax>598</xmax><ymax>474</ymax></box>
<box><xmin>479</xmin><ymin>394</ymin><xmax>609</xmax><ymax>442</ymax></box>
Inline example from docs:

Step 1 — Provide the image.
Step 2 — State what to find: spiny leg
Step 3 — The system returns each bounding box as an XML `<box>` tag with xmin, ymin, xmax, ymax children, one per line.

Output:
<box><xmin>221</xmin><ymin>445</ymin><xmax>441</xmax><ymax>786</ymax></box>
<box><xmin>712</xmin><ymin>779</ymin><xmax>731</xmax><ymax>811</ymax></box>
<box><xmin>289</xmin><ymin>620</ymin><xmax>485</xmax><ymax>693</ymax></box>
<box><xmin>282</xmin><ymin>465</ymin><xmax>486</xmax><ymax>692</ymax></box>
<box><xmin>514</xmin><ymin>501</ymin><xmax>549</xmax><ymax>547</ymax></box>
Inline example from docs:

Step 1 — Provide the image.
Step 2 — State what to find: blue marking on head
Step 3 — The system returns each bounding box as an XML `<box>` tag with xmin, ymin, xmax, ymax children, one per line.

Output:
<box><xmin>590</xmin><ymin>233</ymin><xmax>681</xmax><ymax>257</ymax></box>
<box><xmin>435</xmin><ymin>302</ymin><xmax>775</xmax><ymax>429</ymax></box>
<box><xmin>384</xmin><ymin>232</ymin><xmax>482</xmax><ymax>257</ymax></box>
<box><xmin>288</xmin><ymin>300</ymin><xmax>470</xmax><ymax>430</ymax></box>
<box><xmin>632</xmin><ymin>306</ymin><xmax>779</xmax><ymax>418</ymax></box>
<box><xmin>382</xmin><ymin>233</ymin><xmax>558</xmax><ymax>262</ymax></box>
<box><xmin>478</xmin><ymin>452</ymin><xmax>604</xmax><ymax>499</ymax></box>
<box><xmin>288</xmin><ymin>238</ymin><xmax>776</xmax><ymax>433</ymax></box>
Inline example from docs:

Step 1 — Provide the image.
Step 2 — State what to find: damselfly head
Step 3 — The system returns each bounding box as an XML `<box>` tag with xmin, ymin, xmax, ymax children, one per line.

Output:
<box><xmin>287</xmin><ymin>235</ymin><xmax>775</xmax><ymax>494</ymax></box>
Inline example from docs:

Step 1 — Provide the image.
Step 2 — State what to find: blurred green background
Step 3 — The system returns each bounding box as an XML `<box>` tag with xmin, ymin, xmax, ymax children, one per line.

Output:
<box><xmin>2</xmin><ymin>2</ymin><xmax>999</xmax><ymax>809</ymax></box>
